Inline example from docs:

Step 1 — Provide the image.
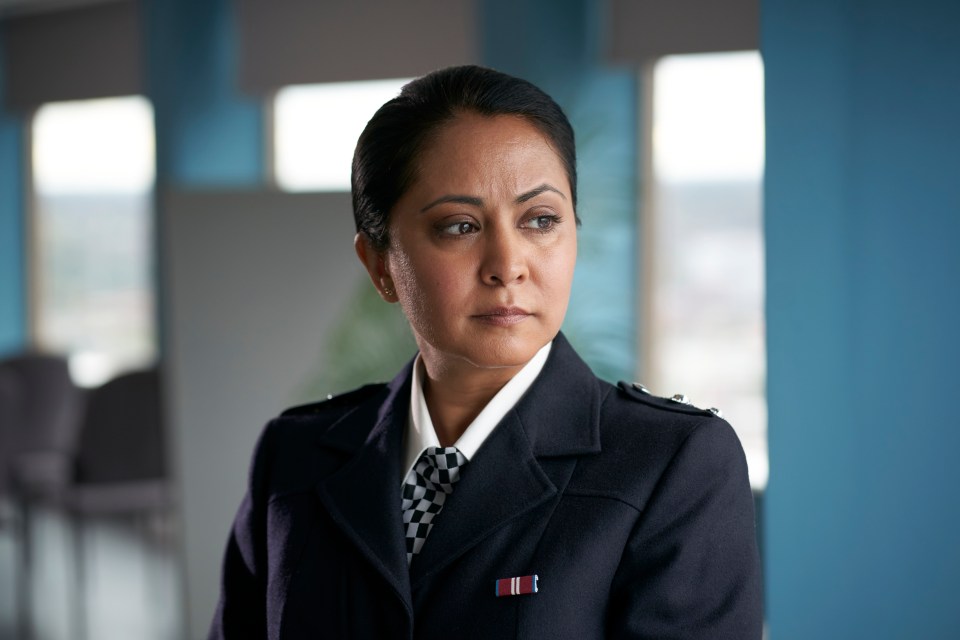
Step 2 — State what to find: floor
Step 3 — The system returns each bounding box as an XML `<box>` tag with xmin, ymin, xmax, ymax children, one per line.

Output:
<box><xmin>0</xmin><ymin>504</ymin><xmax>183</xmax><ymax>640</ymax></box>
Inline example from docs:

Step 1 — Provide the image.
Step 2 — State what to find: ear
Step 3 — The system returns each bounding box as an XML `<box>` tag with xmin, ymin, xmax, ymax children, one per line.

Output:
<box><xmin>354</xmin><ymin>232</ymin><xmax>398</xmax><ymax>303</ymax></box>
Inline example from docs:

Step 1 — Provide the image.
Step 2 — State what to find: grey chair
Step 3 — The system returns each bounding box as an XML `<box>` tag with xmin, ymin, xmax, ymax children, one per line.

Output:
<box><xmin>68</xmin><ymin>367</ymin><xmax>170</xmax><ymax>515</ymax></box>
<box><xmin>65</xmin><ymin>367</ymin><xmax>173</xmax><ymax>639</ymax></box>
<box><xmin>0</xmin><ymin>353</ymin><xmax>84</xmax><ymax>640</ymax></box>
<box><xmin>0</xmin><ymin>366</ymin><xmax>21</xmax><ymax>503</ymax></box>
<box><xmin>0</xmin><ymin>368</ymin><xmax>24</xmax><ymax>640</ymax></box>
<box><xmin>0</xmin><ymin>353</ymin><xmax>84</xmax><ymax>503</ymax></box>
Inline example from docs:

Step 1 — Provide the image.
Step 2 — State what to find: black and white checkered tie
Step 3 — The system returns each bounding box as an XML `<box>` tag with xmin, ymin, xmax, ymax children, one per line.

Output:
<box><xmin>401</xmin><ymin>446</ymin><xmax>467</xmax><ymax>564</ymax></box>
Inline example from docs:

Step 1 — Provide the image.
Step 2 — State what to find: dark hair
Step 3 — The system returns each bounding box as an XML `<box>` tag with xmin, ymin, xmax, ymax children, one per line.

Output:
<box><xmin>351</xmin><ymin>65</ymin><xmax>578</xmax><ymax>251</ymax></box>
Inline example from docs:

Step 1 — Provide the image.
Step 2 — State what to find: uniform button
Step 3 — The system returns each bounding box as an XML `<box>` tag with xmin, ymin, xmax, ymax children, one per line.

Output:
<box><xmin>708</xmin><ymin>407</ymin><xmax>724</xmax><ymax>418</ymax></box>
<box><xmin>632</xmin><ymin>382</ymin><xmax>650</xmax><ymax>394</ymax></box>
<box><xmin>670</xmin><ymin>393</ymin><xmax>690</xmax><ymax>405</ymax></box>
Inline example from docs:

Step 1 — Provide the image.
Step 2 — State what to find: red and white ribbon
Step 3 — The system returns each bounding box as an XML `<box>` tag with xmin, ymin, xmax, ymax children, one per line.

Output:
<box><xmin>495</xmin><ymin>574</ymin><xmax>539</xmax><ymax>597</ymax></box>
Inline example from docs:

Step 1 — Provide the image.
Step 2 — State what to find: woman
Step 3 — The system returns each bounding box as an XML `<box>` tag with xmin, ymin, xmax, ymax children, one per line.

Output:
<box><xmin>210</xmin><ymin>65</ymin><xmax>762</xmax><ymax>639</ymax></box>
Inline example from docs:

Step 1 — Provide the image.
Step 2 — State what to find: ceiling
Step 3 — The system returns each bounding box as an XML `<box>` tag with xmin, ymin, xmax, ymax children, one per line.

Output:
<box><xmin>0</xmin><ymin>0</ymin><xmax>126</xmax><ymax>18</ymax></box>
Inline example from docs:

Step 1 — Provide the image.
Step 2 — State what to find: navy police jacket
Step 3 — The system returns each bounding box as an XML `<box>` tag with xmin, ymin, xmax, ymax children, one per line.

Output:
<box><xmin>209</xmin><ymin>333</ymin><xmax>763</xmax><ymax>638</ymax></box>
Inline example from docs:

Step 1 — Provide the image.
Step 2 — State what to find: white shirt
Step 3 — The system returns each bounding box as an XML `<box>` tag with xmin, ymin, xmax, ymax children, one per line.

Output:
<box><xmin>400</xmin><ymin>342</ymin><xmax>552</xmax><ymax>484</ymax></box>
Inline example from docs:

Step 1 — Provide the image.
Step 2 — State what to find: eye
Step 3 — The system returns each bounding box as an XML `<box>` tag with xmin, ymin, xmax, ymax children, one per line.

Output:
<box><xmin>521</xmin><ymin>214</ymin><xmax>561</xmax><ymax>231</ymax></box>
<box><xmin>439</xmin><ymin>220</ymin><xmax>479</xmax><ymax>236</ymax></box>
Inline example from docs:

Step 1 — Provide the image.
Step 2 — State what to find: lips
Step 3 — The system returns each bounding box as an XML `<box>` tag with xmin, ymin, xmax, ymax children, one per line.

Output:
<box><xmin>472</xmin><ymin>306</ymin><xmax>532</xmax><ymax>326</ymax></box>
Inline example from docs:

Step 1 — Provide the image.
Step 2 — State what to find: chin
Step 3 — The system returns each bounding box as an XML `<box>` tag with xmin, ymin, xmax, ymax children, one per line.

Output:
<box><xmin>413</xmin><ymin>321</ymin><xmax>557</xmax><ymax>372</ymax></box>
<box><xmin>459</xmin><ymin>331</ymin><xmax>549</xmax><ymax>369</ymax></box>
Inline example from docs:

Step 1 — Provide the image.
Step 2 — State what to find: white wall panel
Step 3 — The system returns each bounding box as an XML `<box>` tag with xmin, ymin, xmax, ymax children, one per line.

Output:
<box><xmin>161</xmin><ymin>189</ymin><xmax>363</xmax><ymax>636</ymax></box>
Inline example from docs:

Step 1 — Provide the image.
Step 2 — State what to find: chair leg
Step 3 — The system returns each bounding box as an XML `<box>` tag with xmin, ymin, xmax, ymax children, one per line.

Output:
<box><xmin>71</xmin><ymin>512</ymin><xmax>88</xmax><ymax>640</ymax></box>
<box><xmin>15</xmin><ymin>499</ymin><xmax>33</xmax><ymax>640</ymax></box>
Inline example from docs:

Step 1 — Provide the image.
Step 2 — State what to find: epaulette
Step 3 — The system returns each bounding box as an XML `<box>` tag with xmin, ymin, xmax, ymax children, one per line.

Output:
<box><xmin>617</xmin><ymin>381</ymin><xmax>724</xmax><ymax>419</ymax></box>
<box><xmin>280</xmin><ymin>383</ymin><xmax>384</xmax><ymax>417</ymax></box>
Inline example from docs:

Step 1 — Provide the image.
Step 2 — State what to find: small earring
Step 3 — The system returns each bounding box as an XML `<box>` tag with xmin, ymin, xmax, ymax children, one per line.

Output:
<box><xmin>380</xmin><ymin>277</ymin><xmax>394</xmax><ymax>299</ymax></box>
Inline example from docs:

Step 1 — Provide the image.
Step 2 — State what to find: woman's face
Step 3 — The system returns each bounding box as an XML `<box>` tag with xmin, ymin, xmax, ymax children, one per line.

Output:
<box><xmin>364</xmin><ymin>112</ymin><xmax>578</xmax><ymax>374</ymax></box>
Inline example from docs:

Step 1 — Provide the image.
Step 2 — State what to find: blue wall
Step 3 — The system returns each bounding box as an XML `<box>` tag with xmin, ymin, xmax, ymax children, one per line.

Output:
<box><xmin>763</xmin><ymin>0</ymin><xmax>960</xmax><ymax>636</ymax></box>
<box><xmin>0</xmin><ymin>34</ymin><xmax>24</xmax><ymax>355</ymax></box>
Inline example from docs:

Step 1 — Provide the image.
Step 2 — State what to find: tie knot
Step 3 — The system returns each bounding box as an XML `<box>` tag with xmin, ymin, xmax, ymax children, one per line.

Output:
<box><xmin>417</xmin><ymin>446</ymin><xmax>467</xmax><ymax>492</ymax></box>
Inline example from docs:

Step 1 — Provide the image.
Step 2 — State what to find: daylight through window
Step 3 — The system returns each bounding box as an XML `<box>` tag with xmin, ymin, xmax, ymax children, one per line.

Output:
<box><xmin>31</xmin><ymin>96</ymin><xmax>156</xmax><ymax>386</ymax></box>
<box><xmin>645</xmin><ymin>51</ymin><xmax>767</xmax><ymax>488</ymax></box>
<box><xmin>273</xmin><ymin>78</ymin><xmax>412</xmax><ymax>192</ymax></box>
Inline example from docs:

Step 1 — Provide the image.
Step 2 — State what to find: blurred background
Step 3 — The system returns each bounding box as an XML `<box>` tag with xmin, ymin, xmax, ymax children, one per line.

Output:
<box><xmin>0</xmin><ymin>0</ymin><xmax>956</xmax><ymax>638</ymax></box>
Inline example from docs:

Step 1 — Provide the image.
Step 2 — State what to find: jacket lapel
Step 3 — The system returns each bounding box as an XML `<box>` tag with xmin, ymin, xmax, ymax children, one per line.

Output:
<box><xmin>314</xmin><ymin>363</ymin><xmax>415</xmax><ymax>619</ymax></box>
<box><xmin>409</xmin><ymin>333</ymin><xmax>603</xmax><ymax>586</ymax></box>
<box><xmin>408</xmin><ymin>408</ymin><xmax>557</xmax><ymax>586</ymax></box>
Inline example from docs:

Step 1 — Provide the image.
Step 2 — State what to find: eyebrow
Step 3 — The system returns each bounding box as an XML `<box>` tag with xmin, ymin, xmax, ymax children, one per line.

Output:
<box><xmin>419</xmin><ymin>183</ymin><xmax>567</xmax><ymax>213</ymax></box>
<box><xmin>515</xmin><ymin>183</ymin><xmax>567</xmax><ymax>204</ymax></box>
<box><xmin>420</xmin><ymin>194</ymin><xmax>483</xmax><ymax>212</ymax></box>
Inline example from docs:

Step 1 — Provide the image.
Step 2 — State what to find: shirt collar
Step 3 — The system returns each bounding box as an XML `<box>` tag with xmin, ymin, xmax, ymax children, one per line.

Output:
<box><xmin>401</xmin><ymin>341</ymin><xmax>552</xmax><ymax>484</ymax></box>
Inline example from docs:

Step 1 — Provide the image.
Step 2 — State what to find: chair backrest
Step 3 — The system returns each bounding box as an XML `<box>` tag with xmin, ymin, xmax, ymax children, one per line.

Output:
<box><xmin>0</xmin><ymin>353</ymin><xmax>84</xmax><ymax>456</ymax></box>
<box><xmin>74</xmin><ymin>368</ymin><xmax>166</xmax><ymax>484</ymax></box>
<box><xmin>0</xmin><ymin>368</ymin><xmax>23</xmax><ymax>497</ymax></box>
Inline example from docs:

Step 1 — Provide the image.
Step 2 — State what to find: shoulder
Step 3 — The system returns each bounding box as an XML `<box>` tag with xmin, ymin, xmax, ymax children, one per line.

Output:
<box><xmin>613</xmin><ymin>381</ymin><xmax>725</xmax><ymax>421</ymax></box>
<box><xmin>278</xmin><ymin>383</ymin><xmax>386</xmax><ymax>419</ymax></box>
<box><xmin>262</xmin><ymin>382</ymin><xmax>388</xmax><ymax>447</ymax></box>
<box><xmin>248</xmin><ymin>383</ymin><xmax>388</xmax><ymax>493</ymax></box>
<box><xmin>259</xmin><ymin>383</ymin><xmax>387</xmax><ymax>449</ymax></box>
<box><xmin>263</xmin><ymin>382</ymin><xmax>387</xmax><ymax>440</ymax></box>
<box><xmin>601</xmin><ymin>379</ymin><xmax>738</xmax><ymax>450</ymax></box>
<box><xmin>573</xmin><ymin>379</ymin><xmax>746</xmax><ymax>509</ymax></box>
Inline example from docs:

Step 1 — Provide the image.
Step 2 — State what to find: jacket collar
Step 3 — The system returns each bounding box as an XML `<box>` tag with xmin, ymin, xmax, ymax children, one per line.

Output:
<box><xmin>315</xmin><ymin>358</ymin><xmax>413</xmax><ymax>453</ymax></box>
<box><xmin>316</xmin><ymin>332</ymin><xmax>602</xmax><ymax>458</ymax></box>
<box><xmin>313</xmin><ymin>332</ymin><xmax>602</xmax><ymax>614</ymax></box>
<box><xmin>514</xmin><ymin>331</ymin><xmax>602</xmax><ymax>457</ymax></box>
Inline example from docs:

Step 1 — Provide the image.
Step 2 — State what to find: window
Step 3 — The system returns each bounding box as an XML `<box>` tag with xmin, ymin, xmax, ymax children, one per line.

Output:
<box><xmin>273</xmin><ymin>78</ymin><xmax>412</xmax><ymax>192</ymax></box>
<box><xmin>30</xmin><ymin>96</ymin><xmax>156</xmax><ymax>386</ymax></box>
<box><xmin>644</xmin><ymin>52</ymin><xmax>767</xmax><ymax>488</ymax></box>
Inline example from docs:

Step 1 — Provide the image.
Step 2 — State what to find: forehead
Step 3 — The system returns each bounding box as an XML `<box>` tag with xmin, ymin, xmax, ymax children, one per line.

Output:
<box><xmin>412</xmin><ymin>113</ymin><xmax>568</xmax><ymax>190</ymax></box>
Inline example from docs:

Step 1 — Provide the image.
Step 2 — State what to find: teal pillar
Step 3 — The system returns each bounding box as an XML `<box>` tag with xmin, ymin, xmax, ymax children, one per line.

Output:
<box><xmin>0</xmin><ymin>33</ymin><xmax>25</xmax><ymax>355</ymax></box>
<box><xmin>143</xmin><ymin>0</ymin><xmax>263</xmax><ymax>187</ymax></box>
<box><xmin>141</xmin><ymin>0</ymin><xmax>264</xmax><ymax>361</ymax></box>
<box><xmin>763</xmin><ymin>0</ymin><xmax>960</xmax><ymax>636</ymax></box>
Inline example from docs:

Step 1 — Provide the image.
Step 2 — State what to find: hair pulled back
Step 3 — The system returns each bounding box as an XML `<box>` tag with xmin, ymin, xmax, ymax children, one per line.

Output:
<box><xmin>351</xmin><ymin>65</ymin><xmax>577</xmax><ymax>251</ymax></box>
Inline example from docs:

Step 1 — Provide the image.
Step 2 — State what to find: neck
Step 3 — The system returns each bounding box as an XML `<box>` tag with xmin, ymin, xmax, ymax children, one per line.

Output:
<box><xmin>419</xmin><ymin>356</ymin><xmax>523</xmax><ymax>447</ymax></box>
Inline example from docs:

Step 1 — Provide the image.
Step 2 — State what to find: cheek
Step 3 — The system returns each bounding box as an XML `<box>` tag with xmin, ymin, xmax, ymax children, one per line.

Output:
<box><xmin>537</xmin><ymin>240</ymin><xmax>578</xmax><ymax>295</ymax></box>
<box><xmin>390</xmin><ymin>251</ymin><xmax>469</xmax><ymax>323</ymax></box>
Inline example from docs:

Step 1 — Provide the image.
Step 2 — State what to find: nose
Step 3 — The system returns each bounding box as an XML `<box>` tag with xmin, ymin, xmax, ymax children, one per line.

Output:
<box><xmin>480</xmin><ymin>228</ymin><xmax>528</xmax><ymax>286</ymax></box>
